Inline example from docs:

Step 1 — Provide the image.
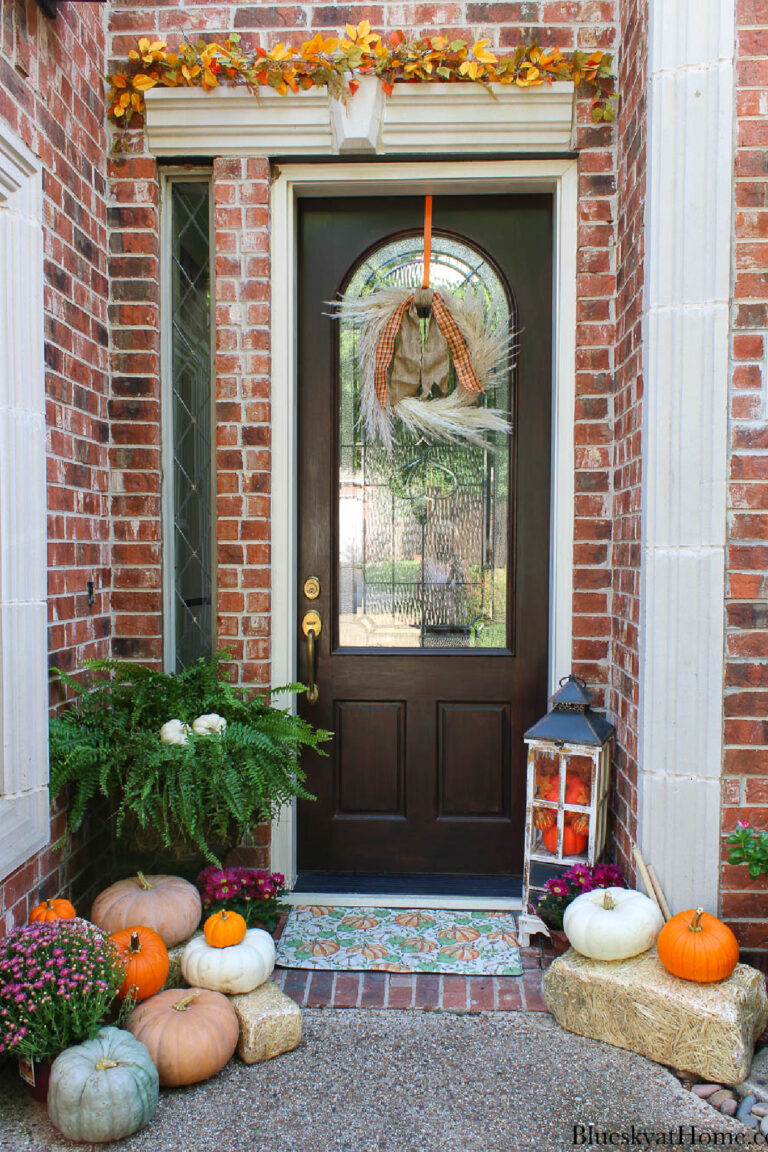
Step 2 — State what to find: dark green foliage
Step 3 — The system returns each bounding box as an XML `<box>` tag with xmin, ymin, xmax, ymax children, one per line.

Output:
<box><xmin>49</xmin><ymin>654</ymin><xmax>330</xmax><ymax>864</ymax></box>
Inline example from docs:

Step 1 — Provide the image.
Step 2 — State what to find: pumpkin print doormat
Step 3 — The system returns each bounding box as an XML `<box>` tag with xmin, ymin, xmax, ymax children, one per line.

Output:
<box><xmin>275</xmin><ymin>907</ymin><xmax>523</xmax><ymax>976</ymax></box>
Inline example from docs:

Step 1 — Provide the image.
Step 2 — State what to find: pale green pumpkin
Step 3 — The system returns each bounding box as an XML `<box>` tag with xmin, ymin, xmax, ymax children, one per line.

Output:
<box><xmin>47</xmin><ymin>1027</ymin><xmax>158</xmax><ymax>1143</ymax></box>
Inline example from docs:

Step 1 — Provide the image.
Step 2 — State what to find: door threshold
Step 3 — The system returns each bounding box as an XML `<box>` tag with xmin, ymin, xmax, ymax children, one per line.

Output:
<box><xmin>287</xmin><ymin>872</ymin><xmax>523</xmax><ymax>912</ymax></box>
<box><xmin>285</xmin><ymin>892</ymin><xmax>523</xmax><ymax>912</ymax></box>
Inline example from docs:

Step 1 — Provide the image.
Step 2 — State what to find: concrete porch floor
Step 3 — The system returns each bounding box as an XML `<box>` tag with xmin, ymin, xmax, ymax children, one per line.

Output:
<box><xmin>0</xmin><ymin>1009</ymin><xmax>743</xmax><ymax>1151</ymax></box>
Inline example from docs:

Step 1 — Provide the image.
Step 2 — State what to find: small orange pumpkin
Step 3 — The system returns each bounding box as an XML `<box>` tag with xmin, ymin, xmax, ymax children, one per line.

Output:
<box><xmin>110</xmin><ymin>925</ymin><xmax>170</xmax><ymax>1001</ymax></box>
<box><xmin>203</xmin><ymin>910</ymin><xmax>247</xmax><ymax>948</ymax></box>
<box><xmin>656</xmin><ymin>908</ymin><xmax>739</xmax><ymax>983</ymax></box>
<box><xmin>29</xmin><ymin>898</ymin><xmax>76</xmax><ymax>924</ymax></box>
<box><xmin>542</xmin><ymin>822</ymin><xmax>588</xmax><ymax>857</ymax></box>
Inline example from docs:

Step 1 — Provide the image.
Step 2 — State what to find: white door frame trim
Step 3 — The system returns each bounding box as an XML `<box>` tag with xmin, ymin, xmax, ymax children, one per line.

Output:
<box><xmin>269</xmin><ymin>159</ymin><xmax>578</xmax><ymax>897</ymax></box>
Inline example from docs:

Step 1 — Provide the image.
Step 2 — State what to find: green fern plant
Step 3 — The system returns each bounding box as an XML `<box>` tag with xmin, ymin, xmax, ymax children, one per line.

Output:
<box><xmin>49</xmin><ymin>654</ymin><xmax>331</xmax><ymax>865</ymax></box>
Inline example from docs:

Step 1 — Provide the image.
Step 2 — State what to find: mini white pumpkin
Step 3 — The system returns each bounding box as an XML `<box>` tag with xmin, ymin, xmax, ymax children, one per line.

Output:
<box><xmin>181</xmin><ymin>927</ymin><xmax>276</xmax><ymax>994</ymax></box>
<box><xmin>159</xmin><ymin>719</ymin><xmax>191</xmax><ymax>746</ymax></box>
<box><xmin>563</xmin><ymin>886</ymin><xmax>664</xmax><ymax>961</ymax></box>
<box><xmin>192</xmin><ymin>712</ymin><xmax>227</xmax><ymax>736</ymax></box>
<box><xmin>47</xmin><ymin>1027</ymin><xmax>158</xmax><ymax>1143</ymax></box>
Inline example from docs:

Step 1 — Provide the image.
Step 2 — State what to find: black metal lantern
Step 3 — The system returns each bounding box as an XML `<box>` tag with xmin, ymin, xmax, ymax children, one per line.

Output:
<box><xmin>519</xmin><ymin>675</ymin><xmax>615</xmax><ymax>946</ymax></box>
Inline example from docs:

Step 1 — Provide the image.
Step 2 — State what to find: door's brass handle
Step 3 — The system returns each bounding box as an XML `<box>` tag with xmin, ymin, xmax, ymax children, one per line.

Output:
<box><xmin>302</xmin><ymin>611</ymin><xmax>322</xmax><ymax>704</ymax></box>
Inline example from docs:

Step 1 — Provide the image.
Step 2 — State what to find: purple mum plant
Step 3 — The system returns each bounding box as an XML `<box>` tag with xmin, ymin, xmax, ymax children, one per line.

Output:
<box><xmin>0</xmin><ymin>919</ymin><xmax>125</xmax><ymax>1062</ymax></box>
<box><xmin>535</xmin><ymin>862</ymin><xmax>627</xmax><ymax>931</ymax></box>
<box><xmin>196</xmin><ymin>866</ymin><xmax>286</xmax><ymax>933</ymax></box>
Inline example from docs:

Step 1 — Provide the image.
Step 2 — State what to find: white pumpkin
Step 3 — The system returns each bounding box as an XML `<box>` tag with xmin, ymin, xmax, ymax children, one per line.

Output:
<box><xmin>159</xmin><ymin>719</ymin><xmax>190</xmax><ymax>746</ymax></box>
<box><xmin>192</xmin><ymin>712</ymin><xmax>227</xmax><ymax>736</ymax></box>
<box><xmin>563</xmin><ymin>886</ymin><xmax>664</xmax><ymax>961</ymax></box>
<box><xmin>181</xmin><ymin>927</ymin><xmax>276</xmax><ymax>994</ymax></box>
<box><xmin>47</xmin><ymin>1027</ymin><xmax>158</xmax><ymax>1143</ymax></box>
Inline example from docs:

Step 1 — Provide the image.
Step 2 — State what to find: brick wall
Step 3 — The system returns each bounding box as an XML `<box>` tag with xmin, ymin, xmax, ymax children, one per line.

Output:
<box><xmin>608</xmin><ymin>0</ymin><xmax>646</xmax><ymax>880</ymax></box>
<box><xmin>0</xmin><ymin>0</ymin><xmax>113</xmax><ymax>931</ymax></box>
<box><xmin>720</xmin><ymin>0</ymin><xmax>768</xmax><ymax>952</ymax></box>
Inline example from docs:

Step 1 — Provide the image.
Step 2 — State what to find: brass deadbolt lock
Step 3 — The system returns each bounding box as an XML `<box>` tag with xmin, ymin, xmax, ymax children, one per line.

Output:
<box><xmin>303</xmin><ymin>577</ymin><xmax>321</xmax><ymax>601</ymax></box>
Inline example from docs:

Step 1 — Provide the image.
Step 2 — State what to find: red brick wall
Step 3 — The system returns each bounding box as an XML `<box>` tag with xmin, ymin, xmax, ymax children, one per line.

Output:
<box><xmin>609</xmin><ymin>0</ymin><xmax>646</xmax><ymax>880</ymax></box>
<box><xmin>720</xmin><ymin>0</ymin><xmax>768</xmax><ymax>951</ymax></box>
<box><xmin>0</xmin><ymin>0</ymin><xmax>113</xmax><ymax>931</ymax></box>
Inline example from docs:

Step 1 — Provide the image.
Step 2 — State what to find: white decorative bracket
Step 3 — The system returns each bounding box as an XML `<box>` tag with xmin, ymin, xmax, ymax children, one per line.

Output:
<box><xmin>144</xmin><ymin>80</ymin><xmax>575</xmax><ymax>157</ymax></box>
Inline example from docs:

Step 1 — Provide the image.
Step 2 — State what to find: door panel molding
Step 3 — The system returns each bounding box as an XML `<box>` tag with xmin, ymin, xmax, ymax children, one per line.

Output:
<box><xmin>270</xmin><ymin>160</ymin><xmax>577</xmax><ymax>887</ymax></box>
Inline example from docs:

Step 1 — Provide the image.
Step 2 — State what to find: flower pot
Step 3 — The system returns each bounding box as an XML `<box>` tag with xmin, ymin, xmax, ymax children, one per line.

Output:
<box><xmin>18</xmin><ymin>1056</ymin><xmax>54</xmax><ymax>1102</ymax></box>
<box><xmin>547</xmin><ymin>929</ymin><xmax>570</xmax><ymax>956</ymax></box>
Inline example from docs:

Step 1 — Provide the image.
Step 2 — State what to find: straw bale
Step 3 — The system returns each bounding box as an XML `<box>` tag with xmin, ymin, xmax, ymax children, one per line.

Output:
<box><xmin>229</xmin><ymin>982</ymin><xmax>302</xmax><ymax>1064</ymax></box>
<box><xmin>543</xmin><ymin>947</ymin><xmax>768</xmax><ymax>1084</ymax></box>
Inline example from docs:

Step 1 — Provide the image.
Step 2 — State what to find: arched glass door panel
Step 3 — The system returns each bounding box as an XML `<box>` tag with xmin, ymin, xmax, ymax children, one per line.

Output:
<box><xmin>337</xmin><ymin>232</ymin><xmax>514</xmax><ymax>651</ymax></box>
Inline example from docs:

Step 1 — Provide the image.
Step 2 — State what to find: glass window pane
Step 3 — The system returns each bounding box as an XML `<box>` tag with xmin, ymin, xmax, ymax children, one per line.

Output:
<box><xmin>338</xmin><ymin>233</ymin><xmax>512</xmax><ymax>651</ymax></box>
<box><xmin>170</xmin><ymin>181</ymin><xmax>213</xmax><ymax>669</ymax></box>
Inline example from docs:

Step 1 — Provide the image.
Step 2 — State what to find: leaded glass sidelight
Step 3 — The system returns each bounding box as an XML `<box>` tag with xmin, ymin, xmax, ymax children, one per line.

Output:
<box><xmin>166</xmin><ymin>180</ymin><xmax>214</xmax><ymax>669</ymax></box>
<box><xmin>338</xmin><ymin>233</ymin><xmax>514</xmax><ymax>650</ymax></box>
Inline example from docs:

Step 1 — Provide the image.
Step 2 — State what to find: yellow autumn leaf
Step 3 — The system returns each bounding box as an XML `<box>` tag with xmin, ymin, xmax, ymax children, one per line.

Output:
<box><xmin>202</xmin><ymin>67</ymin><xmax>220</xmax><ymax>90</ymax></box>
<box><xmin>431</xmin><ymin>36</ymin><xmax>447</xmax><ymax>50</ymax></box>
<box><xmin>128</xmin><ymin>49</ymin><xmax>139</xmax><ymax>61</ymax></box>
<box><xmin>118</xmin><ymin>91</ymin><xmax>130</xmax><ymax>109</ymax></box>
<box><xmin>268</xmin><ymin>41</ymin><xmax>291</xmax><ymax>61</ymax></box>
<box><xmin>165</xmin><ymin>53</ymin><xmax>179</xmax><ymax>67</ymax></box>
<box><xmin>345</xmin><ymin>23</ymin><xmax>356</xmax><ymax>39</ymax></box>
<box><xmin>526</xmin><ymin>65</ymin><xmax>540</xmax><ymax>81</ymax></box>
<box><xmin>472</xmin><ymin>39</ymin><xmax>497</xmax><ymax>64</ymax></box>
<box><xmin>322</xmin><ymin>36</ymin><xmax>338</xmax><ymax>52</ymax></box>
<box><xmin>516</xmin><ymin>75</ymin><xmax>529</xmax><ymax>86</ymax></box>
<box><xmin>357</xmin><ymin>20</ymin><xmax>371</xmax><ymax>37</ymax></box>
<box><xmin>130</xmin><ymin>92</ymin><xmax>143</xmax><ymax>110</ymax></box>
<box><xmin>132</xmin><ymin>73</ymin><xmax>158</xmax><ymax>92</ymax></box>
<box><xmin>111</xmin><ymin>73</ymin><xmax>127</xmax><ymax>89</ymax></box>
<box><xmin>459</xmin><ymin>60</ymin><xmax>479</xmax><ymax>79</ymax></box>
<box><xmin>137</xmin><ymin>38</ymin><xmax>151</xmax><ymax>54</ymax></box>
<box><xmin>180</xmin><ymin>63</ymin><xmax>201</xmax><ymax>81</ymax></box>
<box><xmin>301</xmin><ymin>32</ymin><xmax>323</xmax><ymax>58</ymax></box>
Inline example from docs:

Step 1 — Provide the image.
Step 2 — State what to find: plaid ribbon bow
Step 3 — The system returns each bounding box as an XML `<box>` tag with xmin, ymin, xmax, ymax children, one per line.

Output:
<box><xmin>373</xmin><ymin>291</ymin><xmax>484</xmax><ymax>410</ymax></box>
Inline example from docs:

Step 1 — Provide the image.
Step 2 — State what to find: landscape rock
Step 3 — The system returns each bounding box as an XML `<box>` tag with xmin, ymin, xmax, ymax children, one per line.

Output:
<box><xmin>752</xmin><ymin>1103</ymin><xmax>768</xmax><ymax>1118</ymax></box>
<box><xmin>737</xmin><ymin>1093</ymin><xmax>757</xmax><ymax>1123</ymax></box>
<box><xmin>229</xmin><ymin>981</ymin><xmax>302</xmax><ymax>1064</ymax></box>
<box><xmin>720</xmin><ymin>1098</ymin><xmax>738</xmax><ymax>1116</ymax></box>
<box><xmin>761</xmin><ymin>1115</ymin><xmax>768</xmax><ymax>1137</ymax></box>
<box><xmin>543</xmin><ymin>949</ymin><xmax>768</xmax><ymax>1085</ymax></box>
<box><xmin>734</xmin><ymin>1044</ymin><xmax>768</xmax><ymax>1101</ymax></box>
<box><xmin>709</xmin><ymin>1089</ymin><xmax>735</xmax><ymax>1108</ymax></box>
<box><xmin>692</xmin><ymin>1083</ymin><xmax>722</xmax><ymax>1098</ymax></box>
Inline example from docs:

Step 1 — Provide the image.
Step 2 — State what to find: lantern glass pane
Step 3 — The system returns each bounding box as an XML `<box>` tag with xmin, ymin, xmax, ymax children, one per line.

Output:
<box><xmin>533</xmin><ymin>749</ymin><xmax>560</xmax><ymax>800</ymax></box>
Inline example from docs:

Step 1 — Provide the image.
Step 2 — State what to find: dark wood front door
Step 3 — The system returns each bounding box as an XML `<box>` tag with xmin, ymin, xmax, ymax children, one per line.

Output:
<box><xmin>297</xmin><ymin>194</ymin><xmax>552</xmax><ymax>878</ymax></box>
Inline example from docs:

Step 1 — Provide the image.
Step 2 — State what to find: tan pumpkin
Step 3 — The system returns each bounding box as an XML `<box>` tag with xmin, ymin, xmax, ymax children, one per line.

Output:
<box><xmin>91</xmin><ymin>873</ymin><xmax>201</xmax><ymax>948</ymax></box>
<box><xmin>126</xmin><ymin>988</ymin><xmax>238</xmax><ymax>1087</ymax></box>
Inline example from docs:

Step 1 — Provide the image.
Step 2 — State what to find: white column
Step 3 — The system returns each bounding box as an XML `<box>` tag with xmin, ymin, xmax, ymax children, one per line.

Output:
<box><xmin>0</xmin><ymin>124</ymin><xmax>49</xmax><ymax>881</ymax></box>
<box><xmin>638</xmin><ymin>1</ymin><xmax>735</xmax><ymax>912</ymax></box>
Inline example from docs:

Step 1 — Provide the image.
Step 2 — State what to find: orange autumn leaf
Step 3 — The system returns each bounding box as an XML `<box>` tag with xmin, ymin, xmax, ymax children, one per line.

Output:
<box><xmin>132</xmin><ymin>73</ymin><xmax>159</xmax><ymax>92</ymax></box>
<box><xmin>472</xmin><ymin>39</ymin><xmax>497</xmax><ymax>64</ymax></box>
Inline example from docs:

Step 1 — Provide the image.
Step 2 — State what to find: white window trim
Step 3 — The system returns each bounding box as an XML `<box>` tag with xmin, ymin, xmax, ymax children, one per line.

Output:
<box><xmin>0</xmin><ymin>123</ymin><xmax>48</xmax><ymax>881</ymax></box>
<box><xmin>268</xmin><ymin>159</ymin><xmax>578</xmax><ymax>893</ymax></box>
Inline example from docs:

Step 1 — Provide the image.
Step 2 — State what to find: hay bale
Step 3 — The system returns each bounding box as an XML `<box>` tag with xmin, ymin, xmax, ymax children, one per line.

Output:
<box><xmin>162</xmin><ymin>930</ymin><xmax>202</xmax><ymax>990</ymax></box>
<box><xmin>543</xmin><ymin>947</ymin><xmax>768</xmax><ymax>1084</ymax></box>
<box><xmin>229</xmin><ymin>982</ymin><xmax>302</xmax><ymax>1064</ymax></box>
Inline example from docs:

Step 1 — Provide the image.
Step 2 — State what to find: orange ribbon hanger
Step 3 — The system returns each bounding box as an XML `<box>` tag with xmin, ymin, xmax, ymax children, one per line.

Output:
<box><xmin>421</xmin><ymin>195</ymin><xmax>433</xmax><ymax>289</ymax></box>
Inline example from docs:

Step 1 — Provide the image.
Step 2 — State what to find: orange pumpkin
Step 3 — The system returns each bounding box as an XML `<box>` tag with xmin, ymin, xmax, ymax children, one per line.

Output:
<box><xmin>110</xmin><ymin>926</ymin><xmax>170</xmax><ymax>1001</ymax></box>
<box><xmin>656</xmin><ymin>908</ymin><xmax>739</xmax><ymax>983</ymax></box>
<box><xmin>203</xmin><ymin>910</ymin><xmax>247</xmax><ymax>948</ymax></box>
<box><xmin>127</xmin><ymin>987</ymin><xmax>239</xmax><ymax>1087</ymax></box>
<box><xmin>542</xmin><ymin>822</ymin><xmax>588</xmax><ymax>857</ymax></box>
<box><xmin>565</xmin><ymin>770</ymin><xmax>591</xmax><ymax>805</ymax></box>
<box><xmin>29</xmin><ymin>898</ymin><xmax>76</xmax><ymax>924</ymax></box>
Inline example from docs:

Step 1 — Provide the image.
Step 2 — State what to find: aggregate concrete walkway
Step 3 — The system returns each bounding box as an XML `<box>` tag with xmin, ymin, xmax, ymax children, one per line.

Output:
<box><xmin>0</xmin><ymin>1010</ymin><xmax>744</xmax><ymax>1152</ymax></box>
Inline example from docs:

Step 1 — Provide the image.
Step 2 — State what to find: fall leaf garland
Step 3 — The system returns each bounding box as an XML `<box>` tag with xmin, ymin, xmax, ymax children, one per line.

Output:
<box><xmin>108</xmin><ymin>24</ymin><xmax>617</xmax><ymax>127</ymax></box>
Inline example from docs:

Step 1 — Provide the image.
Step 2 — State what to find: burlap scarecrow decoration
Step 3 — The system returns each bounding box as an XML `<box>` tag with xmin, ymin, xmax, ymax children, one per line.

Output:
<box><xmin>334</xmin><ymin>198</ymin><xmax>514</xmax><ymax>451</ymax></box>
